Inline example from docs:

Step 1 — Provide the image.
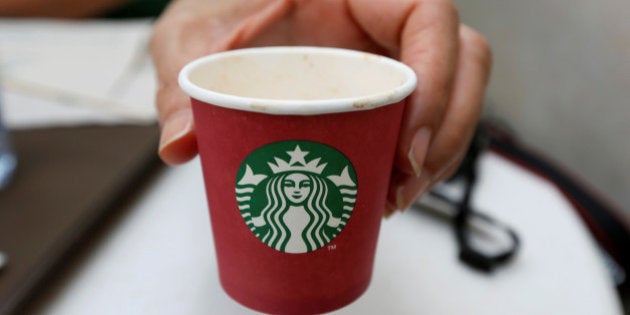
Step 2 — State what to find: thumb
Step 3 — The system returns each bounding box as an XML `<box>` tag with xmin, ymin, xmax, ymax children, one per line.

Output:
<box><xmin>151</xmin><ymin>0</ymin><xmax>293</xmax><ymax>165</ymax></box>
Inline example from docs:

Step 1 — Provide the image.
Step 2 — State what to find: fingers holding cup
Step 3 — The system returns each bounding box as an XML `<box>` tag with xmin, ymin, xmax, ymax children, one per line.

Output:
<box><xmin>386</xmin><ymin>24</ymin><xmax>492</xmax><ymax>214</ymax></box>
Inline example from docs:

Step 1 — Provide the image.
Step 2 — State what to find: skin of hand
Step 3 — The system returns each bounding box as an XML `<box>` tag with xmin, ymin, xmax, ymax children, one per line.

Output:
<box><xmin>150</xmin><ymin>0</ymin><xmax>492</xmax><ymax>216</ymax></box>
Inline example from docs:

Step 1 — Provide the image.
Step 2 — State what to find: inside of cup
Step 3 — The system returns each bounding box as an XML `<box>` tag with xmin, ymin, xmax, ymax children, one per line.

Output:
<box><xmin>185</xmin><ymin>48</ymin><xmax>411</xmax><ymax>101</ymax></box>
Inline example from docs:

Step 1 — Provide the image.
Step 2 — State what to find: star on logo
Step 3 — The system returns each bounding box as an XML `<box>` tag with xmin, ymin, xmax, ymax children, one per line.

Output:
<box><xmin>268</xmin><ymin>145</ymin><xmax>327</xmax><ymax>174</ymax></box>
<box><xmin>287</xmin><ymin>145</ymin><xmax>309</xmax><ymax>166</ymax></box>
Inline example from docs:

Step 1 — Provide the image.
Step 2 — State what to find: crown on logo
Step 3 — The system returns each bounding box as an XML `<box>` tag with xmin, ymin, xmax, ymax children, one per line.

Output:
<box><xmin>268</xmin><ymin>145</ymin><xmax>327</xmax><ymax>175</ymax></box>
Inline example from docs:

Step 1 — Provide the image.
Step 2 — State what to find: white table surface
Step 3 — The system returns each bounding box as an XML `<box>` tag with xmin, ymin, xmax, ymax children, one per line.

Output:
<box><xmin>27</xmin><ymin>153</ymin><xmax>622</xmax><ymax>315</ymax></box>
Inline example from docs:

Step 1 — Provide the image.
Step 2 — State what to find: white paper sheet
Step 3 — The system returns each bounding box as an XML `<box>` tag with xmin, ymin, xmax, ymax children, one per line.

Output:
<box><xmin>0</xmin><ymin>18</ymin><xmax>157</xmax><ymax>128</ymax></box>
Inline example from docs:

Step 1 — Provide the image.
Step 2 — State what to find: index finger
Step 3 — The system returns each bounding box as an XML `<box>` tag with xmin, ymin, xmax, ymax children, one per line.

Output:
<box><xmin>348</xmin><ymin>0</ymin><xmax>460</xmax><ymax>175</ymax></box>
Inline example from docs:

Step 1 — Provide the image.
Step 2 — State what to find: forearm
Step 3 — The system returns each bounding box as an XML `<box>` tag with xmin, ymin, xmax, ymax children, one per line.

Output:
<box><xmin>0</xmin><ymin>0</ymin><xmax>130</xmax><ymax>18</ymax></box>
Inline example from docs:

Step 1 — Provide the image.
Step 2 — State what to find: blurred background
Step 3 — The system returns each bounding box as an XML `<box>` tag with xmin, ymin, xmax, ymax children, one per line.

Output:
<box><xmin>455</xmin><ymin>0</ymin><xmax>630</xmax><ymax>216</ymax></box>
<box><xmin>0</xmin><ymin>0</ymin><xmax>629</xmax><ymax>313</ymax></box>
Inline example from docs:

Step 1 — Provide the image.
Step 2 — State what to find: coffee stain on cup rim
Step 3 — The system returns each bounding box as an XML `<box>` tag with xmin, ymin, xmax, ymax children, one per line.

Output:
<box><xmin>250</xmin><ymin>103</ymin><xmax>268</xmax><ymax>111</ymax></box>
<box><xmin>352</xmin><ymin>98</ymin><xmax>378</xmax><ymax>109</ymax></box>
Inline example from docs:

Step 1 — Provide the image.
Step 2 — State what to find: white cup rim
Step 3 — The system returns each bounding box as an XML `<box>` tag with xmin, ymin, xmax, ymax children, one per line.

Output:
<box><xmin>178</xmin><ymin>46</ymin><xmax>417</xmax><ymax>115</ymax></box>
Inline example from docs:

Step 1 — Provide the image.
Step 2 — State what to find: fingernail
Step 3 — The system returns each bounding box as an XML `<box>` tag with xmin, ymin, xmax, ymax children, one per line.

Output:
<box><xmin>408</xmin><ymin>127</ymin><xmax>432</xmax><ymax>177</ymax></box>
<box><xmin>383</xmin><ymin>201</ymin><xmax>397</xmax><ymax>218</ymax></box>
<box><xmin>159</xmin><ymin>109</ymin><xmax>194</xmax><ymax>154</ymax></box>
<box><xmin>396</xmin><ymin>170</ymin><xmax>432</xmax><ymax>210</ymax></box>
<box><xmin>431</xmin><ymin>154</ymin><xmax>462</xmax><ymax>183</ymax></box>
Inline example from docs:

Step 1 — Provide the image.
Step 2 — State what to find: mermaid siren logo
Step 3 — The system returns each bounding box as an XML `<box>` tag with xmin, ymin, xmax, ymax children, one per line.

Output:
<box><xmin>235</xmin><ymin>141</ymin><xmax>357</xmax><ymax>253</ymax></box>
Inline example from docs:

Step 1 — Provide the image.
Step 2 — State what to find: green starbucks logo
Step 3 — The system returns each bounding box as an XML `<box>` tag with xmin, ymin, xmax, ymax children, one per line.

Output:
<box><xmin>235</xmin><ymin>140</ymin><xmax>357</xmax><ymax>253</ymax></box>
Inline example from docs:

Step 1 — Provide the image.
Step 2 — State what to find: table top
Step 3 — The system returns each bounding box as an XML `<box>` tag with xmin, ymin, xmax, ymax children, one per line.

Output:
<box><xmin>24</xmin><ymin>153</ymin><xmax>622</xmax><ymax>315</ymax></box>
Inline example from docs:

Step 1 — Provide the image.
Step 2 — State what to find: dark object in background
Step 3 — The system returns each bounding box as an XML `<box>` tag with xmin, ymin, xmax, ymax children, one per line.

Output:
<box><xmin>416</xmin><ymin>122</ymin><xmax>520</xmax><ymax>274</ymax></box>
<box><xmin>102</xmin><ymin>0</ymin><xmax>171</xmax><ymax>19</ymax></box>
<box><xmin>481</xmin><ymin>122</ymin><xmax>630</xmax><ymax>300</ymax></box>
<box><xmin>0</xmin><ymin>124</ymin><xmax>162</xmax><ymax>315</ymax></box>
<box><xmin>427</xmin><ymin>120</ymin><xmax>630</xmax><ymax>305</ymax></box>
<box><xmin>0</xmin><ymin>100</ymin><xmax>17</xmax><ymax>191</ymax></box>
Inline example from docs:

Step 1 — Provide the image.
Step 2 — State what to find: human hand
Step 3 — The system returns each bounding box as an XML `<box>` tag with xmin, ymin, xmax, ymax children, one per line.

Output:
<box><xmin>150</xmin><ymin>0</ymin><xmax>491</xmax><ymax>216</ymax></box>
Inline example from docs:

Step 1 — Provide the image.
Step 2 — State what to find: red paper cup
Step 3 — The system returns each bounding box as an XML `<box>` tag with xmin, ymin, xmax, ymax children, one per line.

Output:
<box><xmin>179</xmin><ymin>46</ymin><xmax>416</xmax><ymax>314</ymax></box>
